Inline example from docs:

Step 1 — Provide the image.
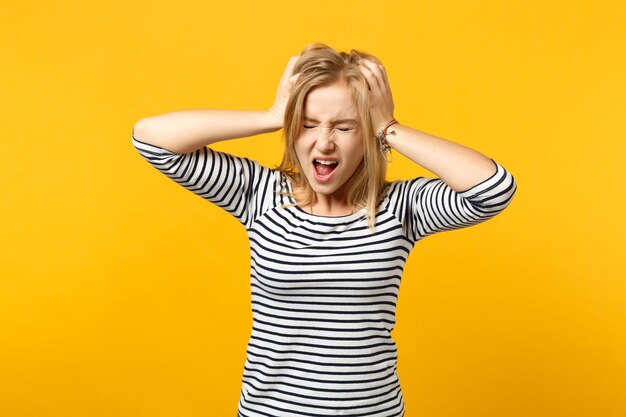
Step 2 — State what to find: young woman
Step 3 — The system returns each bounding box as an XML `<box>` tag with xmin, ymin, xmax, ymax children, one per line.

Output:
<box><xmin>132</xmin><ymin>42</ymin><xmax>517</xmax><ymax>417</ymax></box>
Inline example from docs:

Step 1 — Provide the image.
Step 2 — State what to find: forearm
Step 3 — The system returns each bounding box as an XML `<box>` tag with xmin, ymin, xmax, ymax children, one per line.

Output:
<box><xmin>133</xmin><ymin>109</ymin><xmax>282</xmax><ymax>154</ymax></box>
<box><xmin>385</xmin><ymin>123</ymin><xmax>497</xmax><ymax>192</ymax></box>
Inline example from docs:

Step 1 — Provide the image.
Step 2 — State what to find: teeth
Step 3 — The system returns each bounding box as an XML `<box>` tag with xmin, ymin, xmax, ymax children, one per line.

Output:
<box><xmin>315</xmin><ymin>159</ymin><xmax>338</xmax><ymax>165</ymax></box>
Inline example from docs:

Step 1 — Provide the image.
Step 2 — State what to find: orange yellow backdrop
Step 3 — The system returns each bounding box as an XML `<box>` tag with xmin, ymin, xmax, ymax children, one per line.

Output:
<box><xmin>1</xmin><ymin>1</ymin><xmax>624</xmax><ymax>416</ymax></box>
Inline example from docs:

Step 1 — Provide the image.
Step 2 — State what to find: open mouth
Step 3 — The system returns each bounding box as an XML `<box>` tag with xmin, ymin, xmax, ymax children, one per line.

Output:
<box><xmin>313</xmin><ymin>159</ymin><xmax>338</xmax><ymax>178</ymax></box>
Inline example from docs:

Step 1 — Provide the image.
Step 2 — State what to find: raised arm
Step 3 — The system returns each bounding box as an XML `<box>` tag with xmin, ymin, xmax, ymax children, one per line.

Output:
<box><xmin>358</xmin><ymin>59</ymin><xmax>500</xmax><ymax>192</ymax></box>
<box><xmin>131</xmin><ymin>57</ymin><xmax>302</xmax><ymax>229</ymax></box>
<box><xmin>133</xmin><ymin>110</ymin><xmax>281</xmax><ymax>154</ymax></box>
<box><xmin>133</xmin><ymin>56</ymin><xmax>302</xmax><ymax>154</ymax></box>
<box><xmin>359</xmin><ymin>59</ymin><xmax>516</xmax><ymax>242</ymax></box>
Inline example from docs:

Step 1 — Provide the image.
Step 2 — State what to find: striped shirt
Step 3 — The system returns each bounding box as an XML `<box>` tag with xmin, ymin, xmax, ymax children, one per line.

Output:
<box><xmin>132</xmin><ymin>133</ymin><xmax>517</xmax><ymax>417</ymax></box>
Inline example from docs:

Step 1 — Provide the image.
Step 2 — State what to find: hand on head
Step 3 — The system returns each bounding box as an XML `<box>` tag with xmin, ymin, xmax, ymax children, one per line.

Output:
<box><xmin>358</xmin><ymin>59</ymin><xmax>395</xmax><ymax>133</ymax></box>
<box><xmin>268</xmin><ymin>56</ymin><xmax>302</xmax><ymax>125</ymax></box>
<box><xmin>267</xmin><ymin>52</ymin><xmax>396</xmax><ymax>134</ymax></box>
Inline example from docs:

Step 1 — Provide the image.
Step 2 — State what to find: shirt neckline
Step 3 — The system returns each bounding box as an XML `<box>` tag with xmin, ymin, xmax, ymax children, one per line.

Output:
<box><xmin>283</xmin><ymin>175</ymin><xmax>368</xmax><ymax>223</ymax></box>
<box><xmin>293</xmin><ymin>203</ymin><xmax>367</xmax><ymax>220</ymax></box>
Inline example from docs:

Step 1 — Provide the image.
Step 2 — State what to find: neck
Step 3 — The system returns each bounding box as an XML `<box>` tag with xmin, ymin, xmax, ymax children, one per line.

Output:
<box><xmin>309</xmin><ymin>202</ymin><xmax>351</xmax><ymax>216</ymax></box>
<box><xmin>308</xmin><ymin>192</ymin><xmax>354</xmax><ymax>216</ymax></box>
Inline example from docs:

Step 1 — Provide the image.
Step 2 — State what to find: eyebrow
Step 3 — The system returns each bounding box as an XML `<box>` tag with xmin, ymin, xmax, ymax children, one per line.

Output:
<box><xmin>304</xmin><ymin>117</ymin><xmax>359</xmax><ymax>124</ymax></box>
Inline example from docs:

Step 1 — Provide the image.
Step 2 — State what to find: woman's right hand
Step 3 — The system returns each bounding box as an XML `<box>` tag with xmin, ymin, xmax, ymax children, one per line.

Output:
<box><xmin>267</xmin><ymin>56</ymin><xmax>301</xmax><ymax>127</ymax></box>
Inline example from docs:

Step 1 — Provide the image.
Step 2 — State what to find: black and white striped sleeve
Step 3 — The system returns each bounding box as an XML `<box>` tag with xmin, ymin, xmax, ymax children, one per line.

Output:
<box><xmin>387</xmin><ymin>159</ymin><xmax>517</xmax><ymax>243</ymax></box>
<box><xmin>131</xmin><ymin>132</ymin><xmax>277</xmax><ymax>229</ymax></box>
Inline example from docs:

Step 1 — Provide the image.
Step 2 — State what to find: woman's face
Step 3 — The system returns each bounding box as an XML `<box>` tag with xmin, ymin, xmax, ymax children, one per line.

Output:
<box><xmin>294</xmin><ymin>80</ymin><xmax>365</xmax><ymax>201</ymax></box>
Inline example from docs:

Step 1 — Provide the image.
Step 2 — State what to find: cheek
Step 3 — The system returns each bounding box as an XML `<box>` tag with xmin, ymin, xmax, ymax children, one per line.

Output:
<box><xmin>294</xmin><ymin>136</ymin><xmax>315</xmax><ymax>156</ymax></box>
<box><xmin>347</xmin><ymin>135</ymin><xmax>365</xmax><ymax>156</ymax></box>
<box><xmin>293</xmin><ymin>144</ymin><xmax>310</xmax><ymax>170</ymax></box>
<box><xmin>347</xmin><ymin>143</ymin><xmax>365</xmax><ymax>171</ymax></box>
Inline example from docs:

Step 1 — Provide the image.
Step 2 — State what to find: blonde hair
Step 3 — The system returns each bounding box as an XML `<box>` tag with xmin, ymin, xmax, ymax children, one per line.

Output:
<box><xmin>278</xmin><ymin>42</ymin><xmax>390</xmax><ymax>232</ymax></box>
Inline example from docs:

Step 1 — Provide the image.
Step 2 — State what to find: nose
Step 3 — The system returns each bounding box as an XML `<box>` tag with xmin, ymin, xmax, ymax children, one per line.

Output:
<box><xmin>315</xmin><ymin>126</ymin><xmax>335</xmax><ymax>152</ymax></box>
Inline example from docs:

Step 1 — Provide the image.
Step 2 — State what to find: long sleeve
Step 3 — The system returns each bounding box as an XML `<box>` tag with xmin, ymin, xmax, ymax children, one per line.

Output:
<box><xmin>386</xmin><ymin>159</ymin><xmax>517</xmax><ymax>244</ymax></box>
<box><xmin>131</xmin><ymin>131</ymin><xmax>278</xmax><ymax>229</ymax></box>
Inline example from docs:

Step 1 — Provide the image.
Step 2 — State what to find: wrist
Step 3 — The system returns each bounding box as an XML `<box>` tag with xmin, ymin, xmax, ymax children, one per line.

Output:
<box><xmin>265</xmin><ymin>109</ymin><xmax>284</xmax><ymax>131</ymax></box>
<box><xmin>373</xmin><ymin>116</ymin><xmax>396</xmax><ymax>134</ymax></box>
<box><xmin>375</xmin><ymin>118</ymin><xmax>399</xmax><ymax>160</ymax></box>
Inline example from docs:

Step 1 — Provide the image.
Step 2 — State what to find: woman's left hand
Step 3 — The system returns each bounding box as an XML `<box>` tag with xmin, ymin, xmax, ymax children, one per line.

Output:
<box><xmin>358</xmin><ymin>59</ymin><xmax>395</xmax><ymax>133</ymax></box>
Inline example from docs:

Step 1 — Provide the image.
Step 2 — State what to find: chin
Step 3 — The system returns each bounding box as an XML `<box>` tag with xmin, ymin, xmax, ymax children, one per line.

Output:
<box><xmin>313</xmin><ymin>187</ymin><xmax>337</xmax><ymax>196</ymax></box>
<box><xmin>308</xmin><ymin>181</ymin><xmax>335</xmax><ymax>193</ymax></box>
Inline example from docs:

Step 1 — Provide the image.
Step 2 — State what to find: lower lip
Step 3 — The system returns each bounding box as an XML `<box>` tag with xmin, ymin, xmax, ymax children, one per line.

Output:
<box><xmin>312</xmin><ymin>163</ymin><xmax>337</xmax><ymax>183</ymax></box>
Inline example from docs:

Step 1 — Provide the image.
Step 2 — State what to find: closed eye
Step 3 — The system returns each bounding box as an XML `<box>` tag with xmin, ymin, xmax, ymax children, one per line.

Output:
<box><xmin>302</xmin><ymin>125</ymin><xmax>356</xmax><ymax>131</ymax></box>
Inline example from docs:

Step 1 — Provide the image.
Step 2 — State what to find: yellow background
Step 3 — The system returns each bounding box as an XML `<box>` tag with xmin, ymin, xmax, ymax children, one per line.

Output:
<box><xmin>1</xmin><ymin>0</ymin><xmax>625</xmax><ymax>416</ymax></box>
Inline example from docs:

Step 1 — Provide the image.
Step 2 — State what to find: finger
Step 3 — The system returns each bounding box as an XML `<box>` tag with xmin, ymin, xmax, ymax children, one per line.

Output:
<box><xmin>361</xmin><ymin>60</ymin><xmax>384</xmax><ymax>91</ymax></box>
<box><xmin>288</xmin><ymin>72</ymin><xmax>302</xmax><ymax>87</ymax></box>
<box><xmin>358</xmin><ymin>62</ymin><xmax>382</xmax><ymax>94</ymax></box>
<box><xmin>362</xmin><ymin>60</ymin><xmax>386</xmax><ymax>88</ymax></box>
<box><xmin>357</xmin><ymin>64</ymin><xmax>371</xmax><ymax>91</ymax></box>
<box><xmin>288</xmin><ymin>56</ymin><xmax>299</xmax><ymax>68</ymax></box>
<box><xmin>377</xmin><ymin>64</ymin><xmax>392</xmax><ymax>103</ymax></box>
<box><xmin>282</xmin><ymin>56</ymin><xmax>300</xmax><ymax>80</ymax></box>
<box><xmin>363</xmin><ymin>61</ymin><xmax>393</xmax><ymax>105</ymax></box>
<box><xmin>378</xmin><ymin>64</ymin><xmax>389</xmax><ymax>87</ymax></box>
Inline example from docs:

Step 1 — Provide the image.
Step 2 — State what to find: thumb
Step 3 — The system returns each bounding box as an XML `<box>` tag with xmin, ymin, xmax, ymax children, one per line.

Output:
<box><xmin>289</xmin><ymin>72</ymin><xmax>301</xmax><ymax>85</ymax></box>
<box><xmin>285</xmin><ymin>72</ymin><xmax>302</xmax><ymax>95</ymax></box>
